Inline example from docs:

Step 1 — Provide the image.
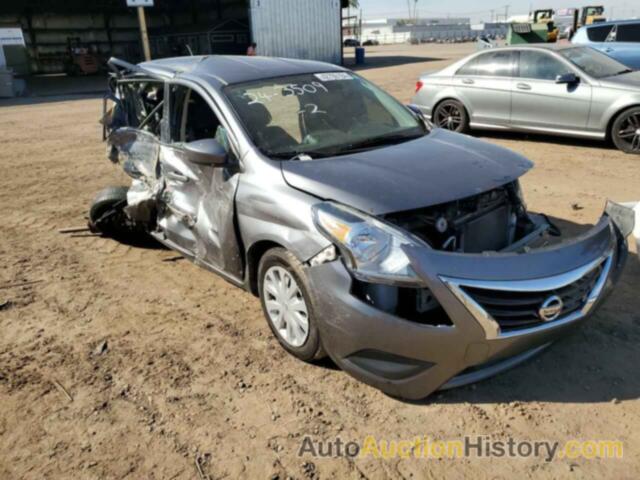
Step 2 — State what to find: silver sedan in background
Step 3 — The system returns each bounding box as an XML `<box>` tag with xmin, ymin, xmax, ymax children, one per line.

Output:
<box><xmin>411</xmin><ymin>45</ymin><xmax>640</xmax><ymax>153</ymax></box>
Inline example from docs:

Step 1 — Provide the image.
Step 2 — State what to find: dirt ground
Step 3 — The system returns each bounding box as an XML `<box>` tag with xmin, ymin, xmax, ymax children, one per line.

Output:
<box><xmin>1</xmin><ymin>43</ymin><xmax>639</xmax><ymax>479</ymax></box>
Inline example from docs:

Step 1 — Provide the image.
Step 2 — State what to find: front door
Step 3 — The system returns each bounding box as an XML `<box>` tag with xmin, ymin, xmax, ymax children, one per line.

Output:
<box><xmin>158</xmin><ymin>84</ymin><xmax>243</xmax><ymax>277</ymax></box>
<box><xmin>510</xmin><ymin>50</ymin><xmax>592</xmax><ymax>132</ymax></box>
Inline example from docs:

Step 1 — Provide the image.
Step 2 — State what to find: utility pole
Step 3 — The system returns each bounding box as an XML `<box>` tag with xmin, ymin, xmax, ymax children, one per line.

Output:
<box><xmin>137</xmin><ymin>7</ymin><xmax>151</xmax><ymax>61</ymax></box>
<box><xmin>128</xmin><ymin>1</ymin><xmax>153</xmax><ymax>61</ymax></box>
<box><xmin>504</xmin><ymin>5</ymin><xmax>509</xmax><ymax>22</ymax></box>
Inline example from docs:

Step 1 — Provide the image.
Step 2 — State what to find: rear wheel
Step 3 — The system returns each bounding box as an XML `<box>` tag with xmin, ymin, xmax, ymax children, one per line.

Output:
<box><xmin>89</xmin><ymin>186</ymin><xmax>141</xmax><ymax>238</ymax></box>
<box><xmin>611</xmin><ymin>107</ymin><xmax>640</xmax><ymax>154</ymax></box>
<box><xmin>258</xmin><ymin>248</ymin><xmax>325</xmax><ymax>361</ymax></box>
<box><xmin>433</xmin><ymin>99</ymin><xmax>469</xmax><ymax>133</ymax></box>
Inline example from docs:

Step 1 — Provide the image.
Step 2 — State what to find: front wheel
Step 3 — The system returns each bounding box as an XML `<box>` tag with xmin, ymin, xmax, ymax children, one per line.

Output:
<box><xmin>258</xmin><ymin>248</ymin><xmax>325</xmax><ymax>361</ymax></box>
<box><xmin>611</xmin><ymin>107</ymin><xmax>640</xmax><ymax>154</ymax></box>
<box><xmin>432</xmin><ymin>99</ymin><xmax>469</xmax><ymax>133</ymax></box>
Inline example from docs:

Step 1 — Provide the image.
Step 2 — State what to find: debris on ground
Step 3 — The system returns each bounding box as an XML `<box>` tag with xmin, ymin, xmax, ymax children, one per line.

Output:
<box><xmin>94</xmin><ymin>340</ymin><xmax>109</xmax><ymax>355</ymax></box>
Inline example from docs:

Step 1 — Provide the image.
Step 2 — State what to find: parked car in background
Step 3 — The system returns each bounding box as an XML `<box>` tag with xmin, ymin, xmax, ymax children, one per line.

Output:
<box><xmin>476</xmin><ymin>36</ymin><xmax>495</xmax><ymax>50</ymax></box>
<box><xmin>343</xmin><ymin>38</ymin><xmax>360</xmax><ymax>47</ymax></box>
<box><xmin>412</xmin><ymin>45</ymin><xmax>640</xmax><ymax>153</ymax></box>
<box><xmin>362</xmin><ymin>39</ymin><xmax>380</xmax><ymax>46</ymax></box>
<box><xmin>95</xmin><ymin>55</ymin><xmax>632</xmax><ymax>400</ymax></box>
<box><xmin>572</xmin><ymin>20</ymin><xmax>640</xmax><ymax>70</ymax></box>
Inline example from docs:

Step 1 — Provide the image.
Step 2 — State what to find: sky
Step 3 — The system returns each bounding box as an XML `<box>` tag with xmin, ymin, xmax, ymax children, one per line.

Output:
<box><xmin>355</xmin><ymin>1</ymin><xmax>640</xmax><ymax>23</ymax></box>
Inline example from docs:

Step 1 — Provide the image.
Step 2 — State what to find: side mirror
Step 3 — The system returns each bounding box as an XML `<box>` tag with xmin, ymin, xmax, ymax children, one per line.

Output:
<box><xmin>183</xmin><ymin>139</ymin><xmax>227</xmax><ymax>166</ymax></box>
<box><xmin>555</xmin><ymin>72</ymin><xmax>580</xmax><ymax>84</ymax></box>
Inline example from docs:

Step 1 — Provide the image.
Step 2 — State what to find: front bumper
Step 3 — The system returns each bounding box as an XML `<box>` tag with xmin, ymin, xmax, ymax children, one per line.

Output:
<box><xmin>307</xmin><ymin>206</ymin><xmax>632</xmax><ymax>400</ymax></box>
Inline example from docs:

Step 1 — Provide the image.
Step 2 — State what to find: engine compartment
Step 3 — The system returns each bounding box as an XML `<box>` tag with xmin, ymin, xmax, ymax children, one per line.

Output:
<box><xmin>352</xmin><ymin>181</ymin><xmax>564</xmax><ymax>325</ymax></box>
<box><xmin>383</xmin><ymin>181</ymin><xmax>555</xmax><ymax>253</ymax></box>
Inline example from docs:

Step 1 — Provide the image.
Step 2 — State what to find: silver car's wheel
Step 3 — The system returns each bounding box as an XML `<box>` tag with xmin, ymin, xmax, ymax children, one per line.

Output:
<box><xmin>612</xmin><ymin>108</ymin><xmax>640</xmax><ymax>154</ymax></box>
<box><xmin>263</xmin><ymin>265</ymin><xmax>310</xmax><ymax>347</ymax></box>
<box><xmin>433</xmin><ymin>99</ymin><xmax>468</xmax><ymax>133</ymax></box>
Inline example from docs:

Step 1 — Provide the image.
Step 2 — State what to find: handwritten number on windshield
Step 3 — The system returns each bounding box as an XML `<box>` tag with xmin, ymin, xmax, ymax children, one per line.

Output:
<box><xmin>243</xmin><ymin>91</ymin><xmax>278</xmax><ymax>105</ymax></box>
<box><xmin>283</xmin><ymin>82</ymin><xmax>329</xmax><ymax>96</ymax></box>
<box><xmin>298</xmin><ymin>104</ymin><xmax>327</xmax><ymax>115</ymax></box>
<box><xmin>242</xmin><ymin>82</ymin><xmax>330</xmax><ymax>105</ymax></box>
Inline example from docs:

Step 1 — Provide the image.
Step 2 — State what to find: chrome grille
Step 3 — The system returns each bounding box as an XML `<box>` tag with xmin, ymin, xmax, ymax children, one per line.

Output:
<box><xmin>462</xmin><ymin>263</ymin><xmax>604</xmax><ymax>331</ymax></box>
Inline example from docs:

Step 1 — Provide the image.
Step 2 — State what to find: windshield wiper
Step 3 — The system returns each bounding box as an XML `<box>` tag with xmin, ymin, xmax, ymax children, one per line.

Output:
<box><xmin>265</xmin><ymin>150</ymin><xmax>332</xmax><ymax>160</ymax></box>
<box><xmin>335</xmin><ymin>131</ymin><xmax>424</xmax><ymax>154</ymax></box>
<box><xmin>612</xmin><ymin>68</ymin><xmax>633</xmax><ymax>76</ymax></box>
<box><xmin>264</xmin><ymin>131</ymin><xmax>424</xmax><ymax>159</ymax></box>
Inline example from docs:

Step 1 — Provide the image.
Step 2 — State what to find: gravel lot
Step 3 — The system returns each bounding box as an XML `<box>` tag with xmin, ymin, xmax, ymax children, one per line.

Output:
<box><xmin>1</xmin><ymin>43</ymin><xmax>639</xmax><ymax>479</ymax></box>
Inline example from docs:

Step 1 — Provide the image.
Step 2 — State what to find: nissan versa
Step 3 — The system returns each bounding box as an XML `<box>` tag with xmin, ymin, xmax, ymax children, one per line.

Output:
<box><xmin>92</xmin><ymin>55</ymin><xmax>634</xmax><ymax>400</ymax></box>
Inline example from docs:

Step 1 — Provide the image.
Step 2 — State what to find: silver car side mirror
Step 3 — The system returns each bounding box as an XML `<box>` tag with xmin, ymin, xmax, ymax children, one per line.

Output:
<box><xmin>183</xmin><ymin>139</ymin><xmax>228</xmax><ymax>166</ymax></box>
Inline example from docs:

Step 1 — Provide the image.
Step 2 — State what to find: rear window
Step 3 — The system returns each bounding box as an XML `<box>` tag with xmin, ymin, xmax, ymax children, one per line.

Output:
<box><xmin>616</xmin><ymin>24</ymin><xmax>640</xmax><ymax>42</ymax></box>
<box><xmin>587</xmin><ymin>25</ymin><xmax>613</xmax><ymax>41</ymax></box>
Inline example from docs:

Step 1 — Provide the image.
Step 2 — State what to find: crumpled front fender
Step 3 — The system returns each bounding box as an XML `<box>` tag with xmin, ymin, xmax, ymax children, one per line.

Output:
<box><xmin>308</xmin><ymin>202</ymin><xmax>633</xmax><ymax>400</ymax></box>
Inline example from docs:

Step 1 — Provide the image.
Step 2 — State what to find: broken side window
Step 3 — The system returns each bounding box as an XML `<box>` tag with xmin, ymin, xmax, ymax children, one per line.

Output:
<box><xmin>119</xmin><ymin>80</ymin><xmax>165</xmax><ymax>138</ymax></box>
<box><xmin>168</xmin><ymin>85</ymin><xmax>230</xmax><ymax>153</ymax></box>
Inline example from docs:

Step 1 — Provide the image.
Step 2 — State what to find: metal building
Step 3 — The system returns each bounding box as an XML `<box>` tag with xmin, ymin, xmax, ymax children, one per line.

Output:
<box><xmin>0</xmin><ymin>0</ymin><xmax>343</xmax><ymax>75</ymax></box>
<box><xmin>249</xmin><ymin>0</ymin><xmax>342</xmax><ymax>64</ymax></box>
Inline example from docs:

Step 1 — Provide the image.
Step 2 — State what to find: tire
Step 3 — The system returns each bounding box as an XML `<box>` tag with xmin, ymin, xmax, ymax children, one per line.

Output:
<box><xmin>88</xmin><ymin>186</ymin><xmax>132</xmax><ymax>237</ymax></box>
<box><xmin>432</xmin><ymin>99</ymin><xmax>469</xmax><ymax>133</ymax></box>
<box><xmin>257</xmin><ymin>247</ymin><xmax>325</xmax><ymax>362</ymax></box>
<box><xmin>611</xmin><ymin>107</ymin><xmax>640</xmax><ymax>154</ymax></box>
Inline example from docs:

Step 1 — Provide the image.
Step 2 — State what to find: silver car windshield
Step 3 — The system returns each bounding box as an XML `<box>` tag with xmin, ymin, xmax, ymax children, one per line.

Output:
<box><xmin>224</xmin><ymin>73</ymin><xmax>425</xmax><ymax>158</ymax></box>
<box><xmin>559</xmin><ymin>47</ymin><xmax>632</xmax><ymax>78</ymax></box>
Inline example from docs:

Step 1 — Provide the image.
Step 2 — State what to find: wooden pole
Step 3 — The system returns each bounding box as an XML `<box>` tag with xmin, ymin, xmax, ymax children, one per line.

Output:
<box><xmin>137</xmin><ymin>6</ymin><xmax>151</xmax><ymax>61</ymax></box>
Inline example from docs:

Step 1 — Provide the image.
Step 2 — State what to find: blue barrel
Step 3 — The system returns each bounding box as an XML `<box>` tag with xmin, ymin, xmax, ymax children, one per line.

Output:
<box><xmin>355</xmin><ymin>46</ymin><xmax>365</xmax><ymax>65</ymax></box>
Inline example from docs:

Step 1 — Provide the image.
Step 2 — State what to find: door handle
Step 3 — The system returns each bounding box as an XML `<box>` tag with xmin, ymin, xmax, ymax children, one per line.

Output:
<box><xmin>166</xmin><ymin>171</ymin><xmax>189</xmax><ymax>183</ymax></box>
<box><xmin>516</xmin><ymin>83</ymin><xmax>532</xmax><ymax>91</ymax></box>
<box><xmin>462</xmin><ymin>78</ymin><xmax>475</xmax><ymax>85</ymax></box>
<box><xmin>604</xmin><ymin>47</ymin><xmax>614</xmax><ymax>53</ymax></box>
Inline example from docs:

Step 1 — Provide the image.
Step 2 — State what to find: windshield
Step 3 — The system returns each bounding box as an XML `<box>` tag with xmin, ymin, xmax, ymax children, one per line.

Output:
<box><xmin>224</xmin><ymin>72</ymin><xmax>425</xmax><ymax>158</ymax></box>
<box><xmin>559</xmin><ymin>47</ymin><xmax>631</xmax><ymax>78</ymax></box>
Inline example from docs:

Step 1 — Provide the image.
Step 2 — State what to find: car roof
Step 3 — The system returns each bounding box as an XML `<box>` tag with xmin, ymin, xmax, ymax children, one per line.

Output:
<box><xmin>138</xmin><ymin>55</ymin><xmax>347</xmax><ymax>87</ymax></box>
<box><xmin>583</xmin><ymin>19</ymin><xmax>640</xmax><ymax>28</ymax></box>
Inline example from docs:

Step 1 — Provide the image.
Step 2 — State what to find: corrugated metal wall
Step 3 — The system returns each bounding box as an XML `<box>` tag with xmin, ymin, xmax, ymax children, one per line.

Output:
<box><xmin>249</xmin><ymin>0</ymin><xmax>341</xmax><ymax>64</ymax></box>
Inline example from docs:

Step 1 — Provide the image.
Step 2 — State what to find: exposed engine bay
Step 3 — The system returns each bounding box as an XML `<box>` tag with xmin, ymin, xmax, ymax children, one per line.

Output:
<box><xmin>353</xmin><ymin>181</ymin><xmax>565</xmax><ymax>325</ymax></box>
<box><xmin>384</xmin><ymin>181</ymin><xmax>557</xmax><ymax>253</ymax></box>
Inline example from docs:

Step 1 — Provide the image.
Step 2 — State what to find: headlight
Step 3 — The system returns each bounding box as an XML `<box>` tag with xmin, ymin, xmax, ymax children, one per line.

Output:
<box><xmin>312</xmin><ymin>202</ymin><xmax>427</xmax><ymax>286</ymax></box>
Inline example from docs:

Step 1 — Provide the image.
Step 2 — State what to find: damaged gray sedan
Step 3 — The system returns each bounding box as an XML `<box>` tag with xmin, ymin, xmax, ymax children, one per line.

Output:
<box><xmin>94</xmin><ymin>55</ymin><xmax>634</xmax><ymax>400</ymax></box>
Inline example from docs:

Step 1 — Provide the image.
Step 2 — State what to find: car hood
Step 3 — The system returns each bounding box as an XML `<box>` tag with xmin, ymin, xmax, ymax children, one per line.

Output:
<box><xmin>280</xmin><ymin>129</ymin><xmax>533</xmax><ymax>215</ymax></box>
<box><xmin>599</xmin><ymin>70</ymin><xmax>640</xmax><ymax>91</ymax></box>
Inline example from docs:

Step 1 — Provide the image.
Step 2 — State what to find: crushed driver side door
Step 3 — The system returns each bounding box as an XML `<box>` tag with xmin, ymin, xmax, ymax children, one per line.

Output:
<box><xmin>156</xmin><ymin>83</ymin><xmax>243</xmax><ymax>281</ymax></box>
